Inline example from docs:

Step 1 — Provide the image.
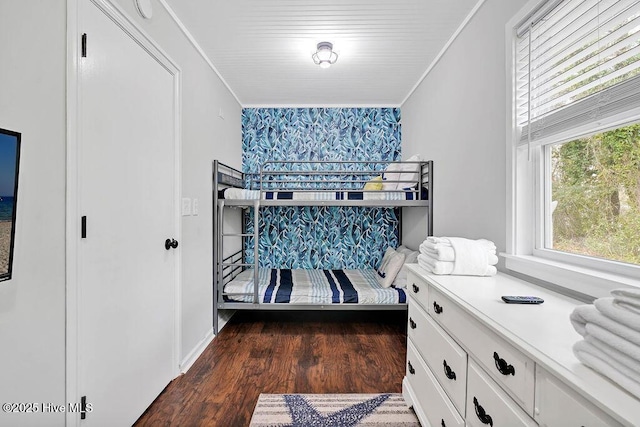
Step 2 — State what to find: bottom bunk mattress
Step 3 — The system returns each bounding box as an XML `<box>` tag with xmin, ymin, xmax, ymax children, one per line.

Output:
<box><xmin>223</xmin><ymin>268</ymin><xmax>406</xmax><ymax>305</ymax></box>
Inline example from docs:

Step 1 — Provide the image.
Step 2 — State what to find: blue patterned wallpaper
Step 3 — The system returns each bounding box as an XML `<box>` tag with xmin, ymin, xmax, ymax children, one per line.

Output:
<box><xmin>242</xmin><ymin>108</ymin><xmax>401</xmax><ymax>269</ymax></box>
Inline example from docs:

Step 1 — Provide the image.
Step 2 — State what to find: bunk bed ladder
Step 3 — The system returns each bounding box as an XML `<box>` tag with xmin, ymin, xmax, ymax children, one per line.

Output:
<box><xmin>217</xmin><ymin>198</ymin><xmax>261</xmax><ymax>306</ymax></box>
<box><xmin>213</xmin><ymin>160</ymin><xmax>264</xmax><ymax>332</ymax></box>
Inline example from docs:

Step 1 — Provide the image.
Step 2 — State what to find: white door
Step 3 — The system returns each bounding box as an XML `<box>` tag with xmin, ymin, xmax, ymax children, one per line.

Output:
<box><xmin>77</xmin><ymin>1</ymin><xmax>179</xmax><ymax>425</ymax></box>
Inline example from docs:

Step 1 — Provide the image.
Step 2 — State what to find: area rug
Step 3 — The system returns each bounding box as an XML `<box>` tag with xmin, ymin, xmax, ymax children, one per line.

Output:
<box><xmin>249</xmin><ymin>393</ymin><xmax>420</xmax><ymax>426</ymax></box>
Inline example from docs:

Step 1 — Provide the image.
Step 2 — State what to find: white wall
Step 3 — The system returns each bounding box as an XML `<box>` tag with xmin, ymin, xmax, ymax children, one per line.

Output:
<box><xmin>402</xmin><ymin>0</ymin><xmax>528</xmax><ymax>257</ymax></box>
<box><xmin>109</xmin><ymin>0</ymin><xmax>242</xmax><ymax>365</ymax></box>
<box><xmin>0</xmin><ymin>1</ymin><xmax>67</xmax><ymax>426</ymax></box>
<box><xmin>0</xmin><ymin>1</ymin><xmax>241</xmax><ymax>425</ymax></box>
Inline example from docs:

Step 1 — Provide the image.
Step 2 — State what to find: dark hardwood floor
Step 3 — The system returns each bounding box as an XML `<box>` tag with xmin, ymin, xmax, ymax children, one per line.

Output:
<box><xmin>135</xmin><ymin>310</ymin><xmax>408</xmax><ymax>426</ymax></box>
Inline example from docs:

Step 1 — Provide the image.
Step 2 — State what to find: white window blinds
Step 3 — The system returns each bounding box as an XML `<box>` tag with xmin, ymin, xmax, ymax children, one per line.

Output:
<box><xmin>516</xmin><ymin>0</ymin><xmax>640</xmax><ymax>146</ymax></box>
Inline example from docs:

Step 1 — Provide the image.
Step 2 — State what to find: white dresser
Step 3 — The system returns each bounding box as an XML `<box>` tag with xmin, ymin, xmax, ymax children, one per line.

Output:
<box><xmin>402</xmin><ymin>264</ymin><xmax>640</xmax><ymax>427</ymax></box>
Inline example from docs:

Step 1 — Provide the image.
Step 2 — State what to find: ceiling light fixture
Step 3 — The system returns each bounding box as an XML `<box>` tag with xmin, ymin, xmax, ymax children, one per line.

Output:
<box><xmin>312</xmin><ymin>42</ymin><xmax>338</xmax><ymax>69</ymax></box>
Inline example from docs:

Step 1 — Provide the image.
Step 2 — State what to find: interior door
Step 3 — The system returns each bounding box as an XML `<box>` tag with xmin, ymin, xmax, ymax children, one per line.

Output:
<box><xmin>77</xmin><ymin>1</ymin><xmax>178</xmax><ymax>425</ymax></box>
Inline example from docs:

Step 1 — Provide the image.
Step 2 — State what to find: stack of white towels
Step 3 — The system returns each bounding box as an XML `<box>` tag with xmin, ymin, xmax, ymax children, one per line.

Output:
<box><xmin>417</xmin><ymin>236</ymin><xmax>498</xmax><ymax>276</ymax></box>
<box><xmin>570</xmin><ymin>288</ymin><xmax>640</xmax><ymax>399</ymax></box>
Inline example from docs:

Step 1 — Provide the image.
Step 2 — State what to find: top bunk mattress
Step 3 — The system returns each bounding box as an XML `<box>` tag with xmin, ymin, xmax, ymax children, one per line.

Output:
<box><xmin>222</xmin><ymin>188</ymin><xmax>425</xmax><ymax>201</ymax></box>
<box><xmin>223</xmin><ymin>268</ymin><xmax>407</xmax><ymax>305</ymax></box>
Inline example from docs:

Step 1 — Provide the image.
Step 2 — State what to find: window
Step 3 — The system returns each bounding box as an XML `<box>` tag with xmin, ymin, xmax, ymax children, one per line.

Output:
<box><xmin>507</xmin><ymin>0</ymin><xmax>640</xmax><ymax>297</ymax></box>
<box><xmin>548</xmin><ymin>124</ymin><xmax>640</xmax><ymax>265</ymax></box>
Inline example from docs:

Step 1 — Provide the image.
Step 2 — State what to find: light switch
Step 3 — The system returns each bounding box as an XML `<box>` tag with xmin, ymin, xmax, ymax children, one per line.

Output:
<box><xmin>182</xmin><ymin>197</ymin><xmax>191</xmax><ymax>216</ymax></box>
<box><xmin>192</xmin><ymin>198</ymin><xmax>199</xmax><ymax>216</ymax></box>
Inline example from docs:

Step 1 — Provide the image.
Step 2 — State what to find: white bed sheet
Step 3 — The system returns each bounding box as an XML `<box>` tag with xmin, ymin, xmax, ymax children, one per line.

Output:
<box><xmin>223</xmin><ymin>188</ymin><xmax>418</xmax><ymax>201</ymax></box>
<box><xmin>223</xmin><ymin>268</ymin><xmax>407</xmax><ymax>305</ymax></box>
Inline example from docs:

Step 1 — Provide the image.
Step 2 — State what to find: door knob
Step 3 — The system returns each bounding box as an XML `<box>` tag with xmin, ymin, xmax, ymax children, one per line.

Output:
<box><xmin>165</xmin><ymin>238</ymin><xmax>178</xmax><ymax>250</ymax></box>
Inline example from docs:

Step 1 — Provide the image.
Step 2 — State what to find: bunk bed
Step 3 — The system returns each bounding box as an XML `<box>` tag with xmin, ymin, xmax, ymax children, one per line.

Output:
<box><xmin>212</xmin><ymin>159</ymin><xmax>433</xmax><ymax>333</ymax></box>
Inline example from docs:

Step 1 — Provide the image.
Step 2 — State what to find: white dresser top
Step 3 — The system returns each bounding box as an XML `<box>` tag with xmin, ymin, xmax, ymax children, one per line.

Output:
<box><xmin>406</xmin><ymin>264</ymin><xmax>640</xmax><ymax>426</ymax></box>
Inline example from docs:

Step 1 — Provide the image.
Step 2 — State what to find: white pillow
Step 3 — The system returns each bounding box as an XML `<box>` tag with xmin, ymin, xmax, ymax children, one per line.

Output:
<box><xmin>381</xmin><ymin>162</ymin><xmax>403</xmax><ymax>191</ymax></box>
<box><xmin>376</xmin><ymin>247</ymin><xmax>406</xmax><ymax>288</ymax></box>
<box><xmin>396</xmin><ymin>154</ymin><xmax>422</xmax><ymax>191</ymax></box>
<box><xmin>393</xmin><ymin>245</ymin><xmax>419</xmax><ymax>288</ymax></box>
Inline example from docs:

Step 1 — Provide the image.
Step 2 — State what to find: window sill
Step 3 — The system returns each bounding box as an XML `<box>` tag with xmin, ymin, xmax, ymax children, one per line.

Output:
<box><xmin>502</xmin><ymin>254</ymin><xmax>640</xmax><ymax>300</ymax></box>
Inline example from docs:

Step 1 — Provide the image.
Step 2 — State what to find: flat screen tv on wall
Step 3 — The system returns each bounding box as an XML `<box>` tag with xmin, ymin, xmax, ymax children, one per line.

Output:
<box><xmin>0</xmin><ymin>128</ymin><xmax>21</xmax><ymax>282</ymax></box>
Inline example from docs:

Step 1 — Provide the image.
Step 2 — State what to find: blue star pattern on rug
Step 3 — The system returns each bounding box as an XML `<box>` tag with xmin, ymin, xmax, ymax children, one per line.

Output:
<box><xmin>283</xmin><ymin>393</ymin><xmax>391</xmax><ymax>427</ymax></box>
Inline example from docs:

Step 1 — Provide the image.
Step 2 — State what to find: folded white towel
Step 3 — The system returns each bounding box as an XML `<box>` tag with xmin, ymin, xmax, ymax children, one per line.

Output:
<box><xmin>419</xmin><ymin>242</ymin><xmax>455</xmax><ymax>261</ymax></box>
<box><xmin>594</xmin><ymin>297</ymin><xmax>640</xmax><ymax>332</ymax></box>
<box><xmin>416</xmin><ymin>253</ymin><xmax>433</xmax><ymax>273</ymax></box>
<box><xmin>488</xmin><ymin>253</ymin><xmax>498</xmax><ymax>265</ymax></box>
<box><xmin>583</xmin><ymin>322</ymin><xmax>640</xmax><ymax>367</ymax></box>
<box><xmin>573</xmin><ymin>339</ymin><xmax>640</xmax><ymax>399</ymax></box>
<box><xmin>447</xmin><ymin>237</ymin><xmax>496</xmax><ymax>252</ymax></box>
<box><xmin>421</xmin><ymin>240</ymin><xmax>448</xmax><ymax>251</ymax></box>
<box><xmin>426</xmin><ymin>236</ymin><xmax>452</xmax><ymax>246</ymax></box>
<box><xmin>612</xmin><ymin>288</ymin><xmax>640</xmax><ymax>310</ymax></box>
<box><xmin>570</xmin><ymin>304</ymin><xmax>640</xmax><ymax>347</ymax></box>
<box><xmin>584</xmin><ymin>332</ymin><xmax>640</xmax><ymax>376</ymax></box>
<box><xmin>474</xmin><ymin>238</ymin><xmax>496</xmax><ymax>251</ymax></box>
<box><xmin>417</xmin><ymin>254</ymin><xmax>497</xmax><ymax>276</ymax></box>
<box><xmin>417</xmin><ymin>254</ymin><xmax>454</xmax><ymax>275</ymax></box>
<box><xmin>423</xmin><ymin>236</ymin><xmax>497</xmax><ymax>252</ymax></box>
<box><xmin>617</xmin><ymin>301</ymin><xmax>640</xmax><ymax>317</ymax></box>
<box><xmin>419</xmin><ymin>241</ymin><xmax>499</xmax><ymax>265</ymax></box>
<box><xmin>449</xmin><ymin>237</ymin><xmax>497</xmax><ymax>276</ymax></box>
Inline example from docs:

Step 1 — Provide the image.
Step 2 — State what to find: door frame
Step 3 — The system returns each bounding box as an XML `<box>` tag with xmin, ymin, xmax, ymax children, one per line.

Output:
<box><xmin>66</xmin><ymin>1</ymin><xmax>182</xmax><ymax>425</ymax></box>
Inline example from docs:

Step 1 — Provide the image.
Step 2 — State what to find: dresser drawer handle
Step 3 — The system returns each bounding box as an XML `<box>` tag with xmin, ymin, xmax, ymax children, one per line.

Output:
<box><xmin>441</xmin><ymin>419</ymin><xmax>446</xmax><ymax>427</ymax></box>
<box><xmin>412</xmin><ymin>284</ymin><xmax>420</xmax><ymax>293</ymax></box>
<box><xmin>493</xmin><ymin>351</ymin><xmax>515</xmax><ymax>376</ymax></box>
<box><xmin>433</xmin><ymin>301</ymin><xmax>443</xmax><ymax>314</ymax></box>
<box><xmin>409</xmin><ymin>318</ymin><xmax>417</xmax><ymax>329</ymax></box>
<box><xmin>443</xmin><ymin>360</ymin><xmax>456</xmax><ymax>380</ymax></box>
<box><xmin>408</xmin><ymin>361</ymin><xmax>415</xmax><ymax>375</ymax></box>
<box><xmin>473</xmin><ymin>397</ymin><xmax>493</xmax><ymax>426</ymax></box>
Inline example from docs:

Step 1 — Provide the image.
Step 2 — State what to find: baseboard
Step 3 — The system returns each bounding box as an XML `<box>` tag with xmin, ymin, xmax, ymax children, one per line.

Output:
<box><xmin>180</xmin><ymin>328</ymin><xmax>214</xmax><ymax>374</ymax></box>
<box><xmin>217</xmin><ymin>309</ymin><xmax>236</xmax><ymax>333</ymax></box>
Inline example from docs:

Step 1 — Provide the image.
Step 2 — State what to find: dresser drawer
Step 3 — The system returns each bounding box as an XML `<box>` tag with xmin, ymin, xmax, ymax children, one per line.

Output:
<box><xmin>535</xmin><ymin>366</ymin><xmax>622</xmax><ymax>427</ymax></box>
<box><xmin>428</xmin><ymin>287</ymin><xmax>535</xmax><ymax>415</ymax></box>
<box><xmin>406</xmin><ymin>270</ymin><xmax>429</xmax><ymax>311</ymax></box>
<box><xmin>405</xmin><ymin>342</ymin><xmax>464</xmax><ymax>427</ymax></box>
<box><xmin>408</xmin><ymin>298</ymin><xmax>467</xmax><ymax>416</ymax></box>
<box><xmin>466</xmin><ymin>360</ymin><xmax>537</xmax><ymax>427</ymax></box>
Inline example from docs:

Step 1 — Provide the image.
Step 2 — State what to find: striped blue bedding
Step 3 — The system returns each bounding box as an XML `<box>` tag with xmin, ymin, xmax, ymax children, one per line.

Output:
<box><xmin>223</xmin><ymin>268</ymin><xmax>407</xmax><ymax>305</ymax></box>
<box><xmin>223</xmin><ymin>188</ymin><xmax>423</xmax><ymax>201</ymax></box>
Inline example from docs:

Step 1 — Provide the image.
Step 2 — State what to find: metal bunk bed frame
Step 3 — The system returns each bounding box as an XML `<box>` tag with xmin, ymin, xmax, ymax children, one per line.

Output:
<box><xmin>212</xmin><ymin>159</ymin><xmax>433</xmax><ymax>333</ymax></box>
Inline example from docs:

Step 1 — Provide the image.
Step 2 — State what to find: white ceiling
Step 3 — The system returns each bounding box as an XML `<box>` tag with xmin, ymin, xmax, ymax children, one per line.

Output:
<box><xmin>163</xmin><ymin>0</ymin><xmax>480</xmax><ymax>106</ymax></box>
